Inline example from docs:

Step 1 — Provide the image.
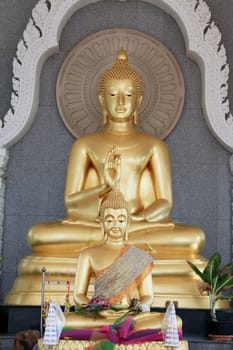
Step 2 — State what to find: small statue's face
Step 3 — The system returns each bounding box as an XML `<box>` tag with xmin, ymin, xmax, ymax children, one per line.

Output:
<box><xmin>101</xmin><ymin>79</ymin><xmax>141</xmax><ymax>122</ymax></box>
<box><xmin>103</xmin><ymin>208</ymin><xmax>128</xmax><ymax>240</ymax></box>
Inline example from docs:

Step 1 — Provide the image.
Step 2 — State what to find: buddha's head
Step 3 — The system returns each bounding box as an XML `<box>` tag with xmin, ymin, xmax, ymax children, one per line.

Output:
<box><xmin>99</xmin><ymin>189</ymin><xmax>130</xmax><ymax>241</ymax></box>
<box><xmin>99</xmin><ymin>48</ymin><xmax>142</xmax><ymax>125</ymax></box>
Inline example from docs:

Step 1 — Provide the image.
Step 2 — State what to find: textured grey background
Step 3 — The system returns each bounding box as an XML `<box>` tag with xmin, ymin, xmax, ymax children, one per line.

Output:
<box><xmin>0</xmin><ymin>0</ymin><xmax>232</xmax><ymax>303</ymax></box>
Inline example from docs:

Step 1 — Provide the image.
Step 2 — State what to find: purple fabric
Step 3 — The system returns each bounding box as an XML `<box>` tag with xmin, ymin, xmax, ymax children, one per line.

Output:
<box><xmin>60</xmin><ymin>329</ymin><xmax>106</xmax><ymax>341</ymax></box>
<box><xmin>60</xmin><ymin>317</ymin><xmax>183</xmax><ymax>344</ymax></box>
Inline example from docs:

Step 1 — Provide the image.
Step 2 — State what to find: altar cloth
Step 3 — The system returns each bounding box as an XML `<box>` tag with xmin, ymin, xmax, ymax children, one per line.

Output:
<box><xmin>38</xmin><ymin>339</ymin><xmax>189</xmax><ymax>350</ymax></box>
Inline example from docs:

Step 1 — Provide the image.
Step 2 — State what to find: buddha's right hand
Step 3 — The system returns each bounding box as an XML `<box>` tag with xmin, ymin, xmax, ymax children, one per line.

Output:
<box><xmin>104</xmin><ymin>146</ymin><xmax>121</xmax><ymax>189</ymax></box>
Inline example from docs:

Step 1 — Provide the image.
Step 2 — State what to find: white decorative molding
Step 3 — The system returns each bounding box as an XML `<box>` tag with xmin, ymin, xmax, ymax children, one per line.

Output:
<box><xmin>154</xmin><ymin>0</ymin><xmax>233</xmax><ymax>151</ymax></box>
<box><xmin>230</xmin><ymin>154</ymin><xmax>233</xmax><ymax>260</ymax></box>
<box><xmin>230</xmin><ymin>155</ymin><xmax>233</xmax><ymax>175</ymax></box>
<box><xmin>0</xmin><ymin>0</ymin><xmax>232</xmax><ymax>151</ymax></box>
<box><xmin>0</xmin><ymin>148</ymin><xmax>9</xmax><ymax>265</ymax></box>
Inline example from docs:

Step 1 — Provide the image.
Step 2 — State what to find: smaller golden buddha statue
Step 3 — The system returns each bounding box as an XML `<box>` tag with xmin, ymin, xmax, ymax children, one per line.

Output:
<box><xmin>64</xmin><ymin>188</ymin><xmax>182</xmax><ymax>333</ymax></box>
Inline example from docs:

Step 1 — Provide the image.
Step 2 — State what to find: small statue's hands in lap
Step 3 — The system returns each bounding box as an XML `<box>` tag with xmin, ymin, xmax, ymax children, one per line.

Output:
<box><xmin>99</xmin><ymin>306</ymin><xmax>129</xmax><ymax>319</ymax></box>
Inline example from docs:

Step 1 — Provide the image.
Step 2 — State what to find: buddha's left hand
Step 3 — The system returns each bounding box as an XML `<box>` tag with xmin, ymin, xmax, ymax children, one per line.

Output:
<box><xmin>99</xmin><ymin>308</ymin><xmax>129</xmax><ymax>319</ymax></box>
<box><xmin>131</xmin><ymin>213</ymin><xmax>146</xmax><ymax>222</ymax></box>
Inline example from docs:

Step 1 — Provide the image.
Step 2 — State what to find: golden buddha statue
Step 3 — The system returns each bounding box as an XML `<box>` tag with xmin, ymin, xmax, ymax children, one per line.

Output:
<box><xmin>64</xmin><ymin>188</ymin><xmax>182</xmax><ymax>333</ymax></box>
<box><xmin>5</xmin><ymin>48</ymin><xmax>207</xmax><ymax>308</ymax></box>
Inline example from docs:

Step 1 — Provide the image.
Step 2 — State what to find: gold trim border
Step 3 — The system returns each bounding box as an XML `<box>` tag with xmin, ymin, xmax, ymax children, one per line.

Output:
<box><xmin>38</xmin><ymin>339</ymin><xmax>189</xmax><ymax>350</ymax></box>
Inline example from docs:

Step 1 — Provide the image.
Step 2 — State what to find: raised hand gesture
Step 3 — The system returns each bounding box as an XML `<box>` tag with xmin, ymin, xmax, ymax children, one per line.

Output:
<box><xmin>104</xmin><ymin>146</ymin><xmax>121</xmax><ymax>190</ymax></box>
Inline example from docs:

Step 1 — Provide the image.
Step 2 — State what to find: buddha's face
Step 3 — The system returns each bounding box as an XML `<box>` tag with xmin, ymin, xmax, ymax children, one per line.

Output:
<box><xmin>100</xmin><ymin>79</ymin><xmax>142</xmax><ymax>122</ymax></box>
<box><xmin>103</xmin><ymin>208</ymin><xmax>128</xmax><ymax>240</ymax></box>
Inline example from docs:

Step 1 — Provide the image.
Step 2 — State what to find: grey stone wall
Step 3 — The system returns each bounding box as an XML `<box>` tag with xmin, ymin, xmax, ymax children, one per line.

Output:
<box><xmin>0</xmin><ymin>0</ymin><xmax>232</xmax><ymax>303</ymax></box>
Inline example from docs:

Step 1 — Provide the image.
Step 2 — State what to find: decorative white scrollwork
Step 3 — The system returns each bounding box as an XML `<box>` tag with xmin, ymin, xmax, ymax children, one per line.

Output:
<box><xmin>0</xmin><ymin>148</ymin><xmax>9</xmax><ymax>261</ymax></box>
<box><xmin>2</xmin><ymin>0</ymin><xmax>51</xmax><ymax>130</ymax></box>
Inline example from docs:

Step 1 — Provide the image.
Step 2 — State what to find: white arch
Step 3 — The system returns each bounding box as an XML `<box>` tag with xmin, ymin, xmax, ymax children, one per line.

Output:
<box><xmin>0</xmin><ymin>0</ymin><xmax>232</xmax><ymax>152</ymax></box>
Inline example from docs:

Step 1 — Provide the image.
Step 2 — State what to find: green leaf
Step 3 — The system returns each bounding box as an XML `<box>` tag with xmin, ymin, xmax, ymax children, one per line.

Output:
<box><xmin>99</xmin><ymin>340</ymin><xmax>115</xmax><ymax>350</ymax></box>
<box><xmin>110</xmin><ymin>305</ymin><xmax>125</xmax><ymax>311</ymax></box>
<box><xmin>187</xmin><ymin>261</ymin><xmax>208</xmax><ymax>282</ymax></box>
<box><xmin>219</xmin><ymin>295</ymin><xmax>233</xmax><ymax>301</ymax></box>
<box><xmin>215</xmin><ymin>275</ymin><xmax>233</xmax><ymax>295</ymax></box>
<box><xmin>203</xmin><ymin>253</ymin><xmax>221</xmax><ymax>282</ymax></box>
<box><xmin>113</xmin><ymin>312</ymin><xmax>128</xmax><ymax>326</ymax></box>
<box><xmin>188</xmin><ymin>252</ymin><xmax>233</xmax><ymax>309</ymax></box>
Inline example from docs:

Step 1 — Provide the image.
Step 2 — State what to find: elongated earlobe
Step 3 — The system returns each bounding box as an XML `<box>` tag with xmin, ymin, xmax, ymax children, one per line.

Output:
<box><xmin>134</xmin><ymin>96</ymin><xmax>142</xmax><ymax>125</ymax></box>
<box><xmin>99</xmin><ymin>94</ymin><xmax>108</xmax><ymax>125</ymax></box>
<box><xmin>103</xmin><ymin>111</ymin><xmax>108</xmax><ymax>125</ymax></box>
